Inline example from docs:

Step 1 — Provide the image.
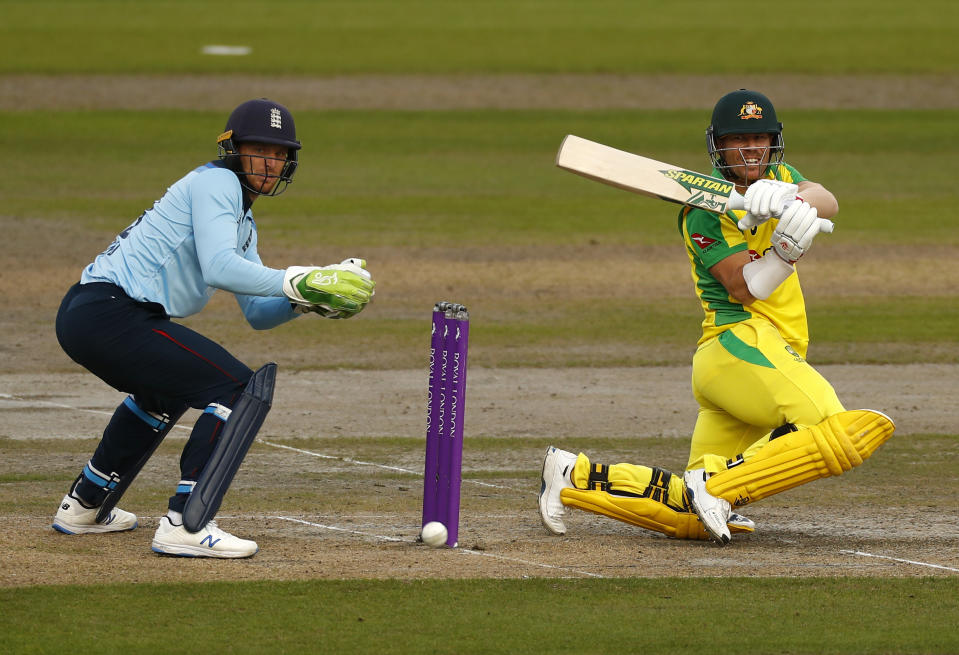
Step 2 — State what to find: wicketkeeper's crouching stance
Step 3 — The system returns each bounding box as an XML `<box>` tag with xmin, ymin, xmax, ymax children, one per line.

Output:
<box><xmin>52</xmin><ymin>98</ymin><xmax>374</xmax><ymax>558</ymax></box>
<box><xmin>540</xmin><ymin>89</ymin><xmax>895</xmax><ymax>544</ymax></box>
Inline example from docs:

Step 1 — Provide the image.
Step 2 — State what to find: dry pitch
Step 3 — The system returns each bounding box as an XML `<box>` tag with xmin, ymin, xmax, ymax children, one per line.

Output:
<box><xmin>2</xmin><ymin>363</ymin><xmax>959</xmax><ymax>586</ymax></box>
<box><xmin>1</xmin><ymin>74</ymin><xmax>957</xmax><ymax>586</ymax></box>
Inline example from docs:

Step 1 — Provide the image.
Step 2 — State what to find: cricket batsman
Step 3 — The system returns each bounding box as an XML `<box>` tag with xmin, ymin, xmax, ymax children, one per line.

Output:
<box><xmin>539</xmin><ymin>89</ymin><xmax>894</xmax><ymax>544</ymax></box>
<box><xmin>52</xmin><ymin>98</ymin><xmax>375</xmax><ymax>558</ymax></box>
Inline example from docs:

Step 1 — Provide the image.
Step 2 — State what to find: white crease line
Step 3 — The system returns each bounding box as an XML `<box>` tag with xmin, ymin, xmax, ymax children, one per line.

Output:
<box><xmin>2</xmin><ymin>394</ymin><xmax>528</xmax><ymax>492</ymax></box>
<box><xmin>0</xmin><ymin>393</ymin><xmax>193</xmax><ymax>433</ymax></box>
<box><xmin>259</xmin><ymin>440</ymin><xmax>417</xmax><ymax>475</ymax></box>
<box><xmin>275</xmin><ymin>516</ymin><xmax>407</xmax><ymax>542</ymax></box>
<box><xmin>274</xmin><ymin>515</ymin><xmax>603</xmax><ymax>578</ymax></box>
<box><xmin>840</xmin><ymin>550</ymin><xmax>959</xmax><ymax>573</ymax></box>
<box><xmin>258</xmin><ymin>439</ymin><xmax>519</xmax><ymax>492</ymax></box>
<box><xmin>1</xmin><ymin>393</ymin><xmax>120</xmax><ymax>417</ymax></box>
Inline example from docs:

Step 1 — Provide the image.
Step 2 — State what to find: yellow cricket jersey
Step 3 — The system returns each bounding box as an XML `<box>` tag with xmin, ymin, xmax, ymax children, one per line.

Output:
<box><xmin>679</xmin><ymin>163</ymin><xmax>810</xmax><ymax>356</ymax></box>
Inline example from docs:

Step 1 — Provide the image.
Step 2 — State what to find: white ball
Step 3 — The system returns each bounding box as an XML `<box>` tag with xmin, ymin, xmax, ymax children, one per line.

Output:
<box><xmin>420</xmin><ymin>521</ymin><xmax>448</xmax><ymax>548</ymax></box>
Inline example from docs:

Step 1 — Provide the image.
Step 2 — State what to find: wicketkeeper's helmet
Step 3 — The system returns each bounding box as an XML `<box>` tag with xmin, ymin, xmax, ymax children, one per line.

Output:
<box><xmin>706</xmin><ymin>89</ymin><xmax>784</xmax><ymax>181</ymax></box>
<box><xmin>217</xmin><ymin>98</ymin><xmax>301</xmax><ymax>196</ymax></box>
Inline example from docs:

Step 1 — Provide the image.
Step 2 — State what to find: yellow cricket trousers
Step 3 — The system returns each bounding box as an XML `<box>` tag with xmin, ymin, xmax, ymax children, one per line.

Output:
<box><xmin>688</xmin><ymin>317</ymin><xmax>844</xmax><ymax>472</ymax></box>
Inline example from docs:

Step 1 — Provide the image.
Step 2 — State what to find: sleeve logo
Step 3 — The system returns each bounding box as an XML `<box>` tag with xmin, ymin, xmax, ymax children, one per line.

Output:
<box><xmin>690</xmin><ymin>233</ymin><xmax>717</xmax><ymax>249</ymax></box>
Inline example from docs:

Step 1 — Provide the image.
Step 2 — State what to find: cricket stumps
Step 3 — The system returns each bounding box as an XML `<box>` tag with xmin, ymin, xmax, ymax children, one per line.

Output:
<box><xmin>422</xmin><ymin>302</ymin><xmax>469</xmax><ymax>547</ymax></box>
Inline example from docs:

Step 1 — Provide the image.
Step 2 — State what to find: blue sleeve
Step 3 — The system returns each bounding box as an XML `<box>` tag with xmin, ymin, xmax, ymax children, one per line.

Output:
<box><xmin>236</xmin><ymin>295</ymin><xmax>300</xmax><ymax>330</ymax></box>
<box><xmin>191</xmin><ymin>170</ymin><xmax>285</xmax><ymax>296</ymax></box>
<box><xmin>234</xmin><ymin>231</ymin><xmax>300</xmax><ymax>330</ymax></box>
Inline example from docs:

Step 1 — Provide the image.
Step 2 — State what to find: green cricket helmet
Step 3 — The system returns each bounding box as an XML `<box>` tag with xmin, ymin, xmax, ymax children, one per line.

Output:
<box><xmin>706</xmin><ymin>89</ymin><xmax>784</xmax><ymax>181</ymax></box>
<box><xmin>217</xmin><ymin>98</ymin><xmax>301</xmax><ymax>197</ymax></box>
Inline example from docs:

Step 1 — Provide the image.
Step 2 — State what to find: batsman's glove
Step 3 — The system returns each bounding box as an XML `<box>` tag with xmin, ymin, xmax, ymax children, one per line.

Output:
<box><xmin>771</xmin><ymin>201</ymin><xmax>832</xmax><ymax>263</ymax></box>
<box><xmin>739</xmin><ymin>179</ymin><xmax>800</xmax><ymax>230</ymax></box>
<box><xmin>285</xmin><ymin>258</ymin><xmax>374</xmax><ymax>319</ymax></box>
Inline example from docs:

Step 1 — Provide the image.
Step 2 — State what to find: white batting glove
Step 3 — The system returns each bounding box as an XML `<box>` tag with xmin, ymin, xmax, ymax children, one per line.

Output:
<box><xmin>771</xmin><ymin>201</ymin><xmax>832</xmax><ymax>263</ymax></box>
<box><xmin>739</xmin><ymin>180</ymin><xmax>800</xmax><ymax>230</ymax></box>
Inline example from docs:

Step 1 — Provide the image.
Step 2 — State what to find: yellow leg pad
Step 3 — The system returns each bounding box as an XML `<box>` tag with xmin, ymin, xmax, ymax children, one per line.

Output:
<box><xmin>705</xmin><ymin>409</ymin><xmax>895</xmax><ymax>507</ymax></box>
<box><xmin>561</xmin><ymin>488</ymin><xmax>712</xmax><ymax>540</ymax></box>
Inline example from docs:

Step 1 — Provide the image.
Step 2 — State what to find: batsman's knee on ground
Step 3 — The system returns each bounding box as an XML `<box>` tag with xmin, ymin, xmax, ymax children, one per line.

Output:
<box><xmin>561</xmin><ymin>488</ymin><xmax>714</xmax><ymax>540</ymax></box>
<box><xmin>705</xmin><ymin>409</ymin><xmax>895</xmax><ymax>507</ymax></box>
<box><xmin>558</xmin><ymin>456</ymin><xmax>751</xmax><ymax>541</ymax></box>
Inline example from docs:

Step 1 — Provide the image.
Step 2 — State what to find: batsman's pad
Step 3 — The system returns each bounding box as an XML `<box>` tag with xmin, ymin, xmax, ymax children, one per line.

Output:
<box><xmin>561</xmin><ymin>488</ymin><xmax>712</xmax><ymax>540</ymax></box>
<box><xmin>560</xmin><ymin>465</ymin><xmax>755</xmax><ymax>541</ymax></box>
<box><xmin>705</xmin><ymin>409</ymin><xmax>895</xmax><ymax>507</ymax></box>
<box><xmin>182</xmin><ymin>363</ymin><xmax>277</xmax><ymax>533</ymax></box>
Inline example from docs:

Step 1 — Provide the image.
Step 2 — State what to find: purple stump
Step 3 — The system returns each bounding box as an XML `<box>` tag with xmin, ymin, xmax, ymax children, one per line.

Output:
<box><xmin>444</xmin><ymin>306</ymin><xmax>469</xmax><ymax>547</ymax></box>
<box><xmin>421</xmin><ymin>303</ymin><xmax>448</xmax><ymax>528</ymax></box>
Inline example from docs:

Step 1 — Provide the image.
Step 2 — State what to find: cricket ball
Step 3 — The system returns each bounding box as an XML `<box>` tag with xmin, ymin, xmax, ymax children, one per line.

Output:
<box><xmin>420</xmin><ymin>521</ymin><xmax>448</xmax><ymax>548</ymax></box>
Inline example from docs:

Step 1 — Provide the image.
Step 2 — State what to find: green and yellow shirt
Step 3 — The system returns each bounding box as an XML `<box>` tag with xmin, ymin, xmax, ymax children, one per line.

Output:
<box><xmin>679</xmin><ymin>163</ymin><xmax>810</xmax><ymax>356</ymax></box>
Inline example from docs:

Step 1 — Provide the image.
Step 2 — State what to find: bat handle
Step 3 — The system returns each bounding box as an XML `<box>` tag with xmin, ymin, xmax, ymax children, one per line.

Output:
<box><xmin>730</xmin><ymin>192</ymin><xmax>835</xmax><ymax>235</ymax></box>
<box><xmin>727</xmin><ymin>189</ymin><xmax>745</xmax><ymax>212</ymax></box>
<box><xmin>731</xmin><ymin>192</ymin><xmax>799</xmax><ymax>217</ymax></box>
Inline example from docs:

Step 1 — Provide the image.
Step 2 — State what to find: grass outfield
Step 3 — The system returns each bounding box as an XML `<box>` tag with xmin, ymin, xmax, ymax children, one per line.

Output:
<box><xmin>3</xmin><ymin>578</ymin><xmax>958</xmax><ymax>654</ymax></box>
<box><xmin>1</xmin><ymin>0</ymin><xmax>955</xmax><ymax>74</ymax></box>
<box><xmin>3</xmin><ymin>108</ymin><xmax>957</xmax><ymax>367</ymax></box>
<box><xmin>4</xmin><ymin>108</ymin><xmax>955</xmax><ymax>245</ymax></box>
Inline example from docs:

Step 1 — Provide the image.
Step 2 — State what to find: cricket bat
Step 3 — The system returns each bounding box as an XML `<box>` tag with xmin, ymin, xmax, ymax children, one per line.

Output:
<box><xmin>556</xmin><ymin>134</ymin><xmax>746</xmax><ymax>214</ymax></box>
<box><xmin>556</xmin><ymin>135</ymin><xmax>835</xmax><ymax>234</ymax></box>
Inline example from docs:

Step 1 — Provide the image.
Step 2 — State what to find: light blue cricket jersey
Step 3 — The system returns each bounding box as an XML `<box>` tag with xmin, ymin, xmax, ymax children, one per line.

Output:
<box><xmin>82</xmin><ymin>162</ymin><xmax>297</xmax><ymax>329</ymax></box>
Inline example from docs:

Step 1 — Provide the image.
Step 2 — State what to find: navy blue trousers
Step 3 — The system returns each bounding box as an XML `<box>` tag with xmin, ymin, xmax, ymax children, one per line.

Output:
<box><xmin>56</xmin><ymin>282</ymin><xmax>253</xmax><ymax>511</ymax></box>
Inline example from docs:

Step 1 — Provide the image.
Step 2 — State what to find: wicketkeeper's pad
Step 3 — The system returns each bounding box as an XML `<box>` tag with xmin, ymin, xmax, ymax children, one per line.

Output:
<box><xmin>705</xmin><ymin>409</ymin><xmax>895</xmax><ymax>507</ymax></box>
<box><xmin>182</xmin><ymin>362</ymin><xmax>277</xmax><ymax>532</ymax></box>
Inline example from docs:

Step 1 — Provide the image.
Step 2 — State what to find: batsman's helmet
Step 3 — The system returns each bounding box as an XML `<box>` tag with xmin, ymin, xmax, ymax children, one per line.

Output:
<box><xmin>706</xmin><ymin>89</ymin><xmax>784</xmax><ymax>181</ymax></box>
<box><xmin>217</xmin><ymin>98</ymin><xmax>301</xmax><ymax>196</ymax></box>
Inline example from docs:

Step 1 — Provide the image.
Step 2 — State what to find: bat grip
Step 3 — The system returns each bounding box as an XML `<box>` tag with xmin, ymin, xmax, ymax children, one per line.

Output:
<box><xmin>727</xmin><ymin>189</ymin><xmax>745</xmax><ymax>211</ymax></box>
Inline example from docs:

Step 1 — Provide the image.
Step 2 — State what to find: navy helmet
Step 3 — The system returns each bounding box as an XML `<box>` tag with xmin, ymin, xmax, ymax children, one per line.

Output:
<box><xmin>217</xmin><ymin>98</ymin><xmax>301</xmax><ymax>196</ymax></box>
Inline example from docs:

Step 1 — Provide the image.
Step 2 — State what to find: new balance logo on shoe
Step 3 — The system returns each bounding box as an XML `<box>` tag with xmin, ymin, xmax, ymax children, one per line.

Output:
<box><xmin>201</xmin><ymin>534</ymin><xmax>222</xmax><ymax>548</ymax></box>
<box><xmin>52</xmin><ymin>494</ymin><xmax>137</xmax><ymax>534</ymax></box>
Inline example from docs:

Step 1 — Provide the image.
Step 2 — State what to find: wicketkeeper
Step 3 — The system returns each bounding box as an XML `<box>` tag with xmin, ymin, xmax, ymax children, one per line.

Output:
<box><xmin>539</xmin><ymin>89</ymin><xmax>894</xmax><ymax>544</ymax></box>
<box><xmin>52</xmin><ymin>98</ymin><xmax>375</xmax><ymax>558</ymax></box>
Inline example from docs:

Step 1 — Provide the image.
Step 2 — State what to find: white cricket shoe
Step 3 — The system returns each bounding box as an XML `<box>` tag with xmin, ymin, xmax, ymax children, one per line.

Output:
<box><xmin>683</xmin><ymin>468</ymin><xmax>732</xmax><ymax>545</ymax></box>
<box><xmin>539</xmin><ymin>446</ymin><xmax>578</xmax><ymax>535</ymax></box>
<box><xmin>151</xmin><ymin>517</ymin><xmax>259</xmax><ymax>559</ymax></box>
<box><xmin>52</xmin><ymin>494</ymin><xmax>138</xmax><ymax>534</ymax></box>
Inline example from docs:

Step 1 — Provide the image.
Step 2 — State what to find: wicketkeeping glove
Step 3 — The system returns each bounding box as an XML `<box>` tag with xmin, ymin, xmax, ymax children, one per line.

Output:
<box><xmin>292</xmin><ymin>303</ymin><xmax>352</xmax><ymax>319</ymax></box>
<box><xmin>771</xmin><ymin>201</ymin><xmax>833</xmax><ymax>263</ymax></box>
<box><xmin>284</xmin><ymin>258</ymin><xmax>375</xmax><ymax>319</ymax></box>
<box><xmin>739</xmin><ymin>179</ymin><xmax>800</xmax><ymax>230</ymax></box>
